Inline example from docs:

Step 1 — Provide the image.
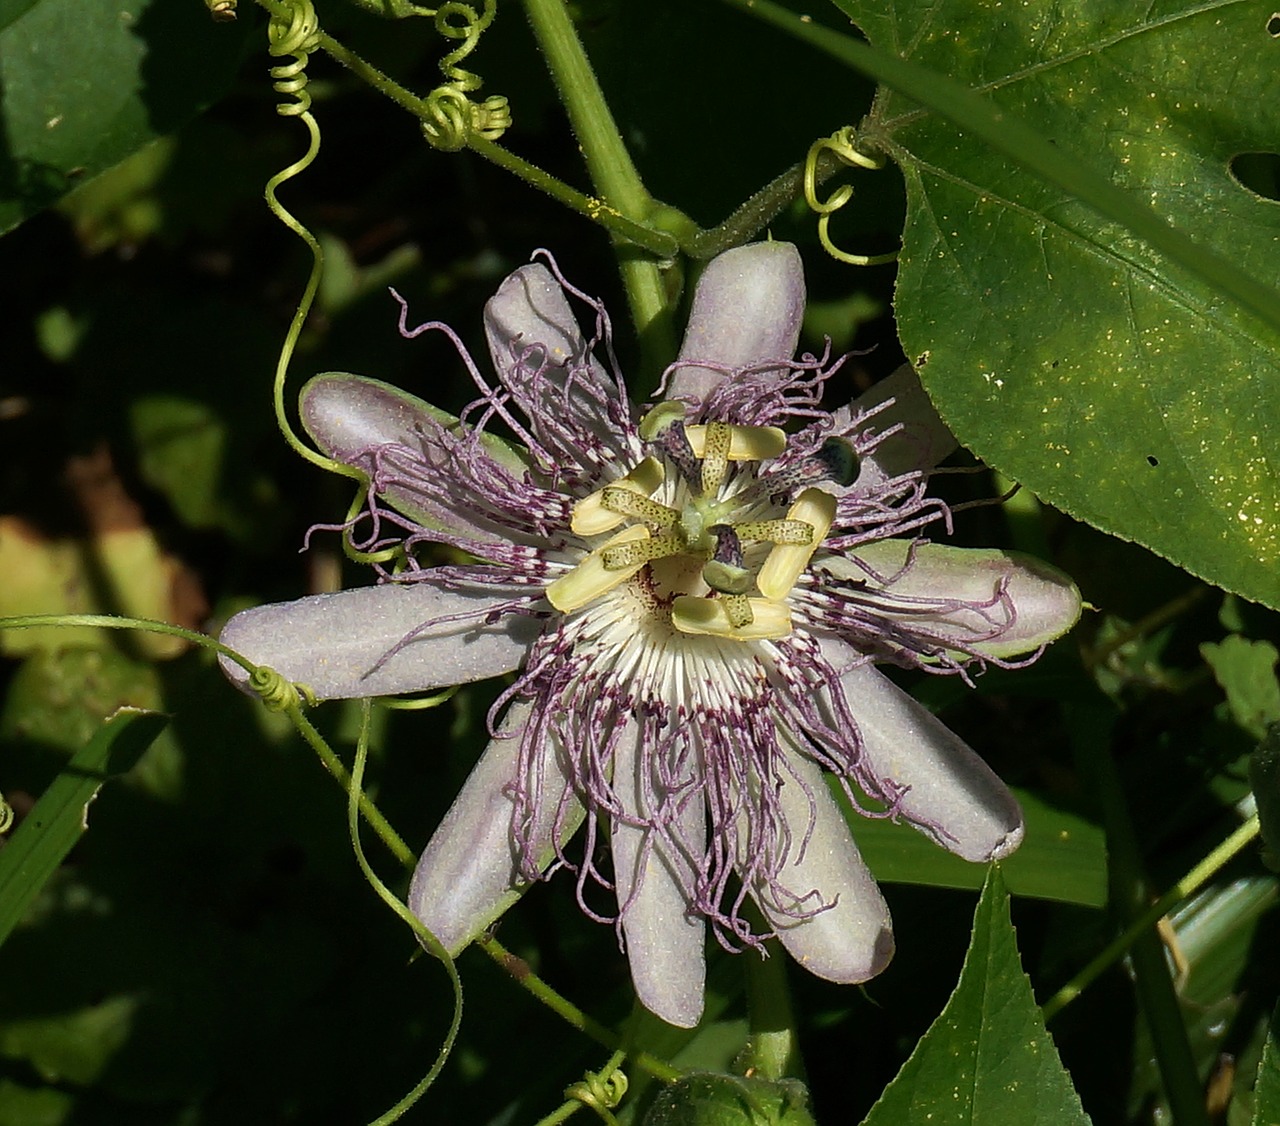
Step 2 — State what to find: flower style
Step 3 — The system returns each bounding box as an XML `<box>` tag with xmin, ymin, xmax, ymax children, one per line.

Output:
<box><xmin>219</xmin><ymin>243</ymin><xmax>1080</xmax><ymax>1029</ymax></box>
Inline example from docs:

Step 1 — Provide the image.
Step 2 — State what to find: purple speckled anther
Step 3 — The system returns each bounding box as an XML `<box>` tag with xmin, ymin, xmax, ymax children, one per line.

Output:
<box><xmin>219</xmin><ymin>243</ymin><xmax>1080</xmax><ymax>1029</ymax></box>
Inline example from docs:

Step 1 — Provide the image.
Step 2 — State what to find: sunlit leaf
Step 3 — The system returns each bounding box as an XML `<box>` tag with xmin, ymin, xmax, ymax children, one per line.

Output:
<box><xmin>755</xmin><ymin>0</ymin><xmax>1280</xmax><ymax>607</ymax></box>
<box><xmin>843</xmin><ymin>783</ymin><xmax>1107</xmax><ymax>908</ymax></box>
<box><xmin>862</xmin><ymin>867</ymin><xmax>1090</xmax><ymax>1125</ymax></box>
<box><xmin>1203</xmin><ymin>636</ymin><xmax>1280</xmax><ymax>739</ymax></box>
<box><xmin>0</xmin><ymin>515</ymin><xmax>197</xmax><ymax>659</ymax></box>
<box><xmin>1255</xmin><ymin>1003</ymin><xmax>1280</xmax><ymax>1126</ymax></box>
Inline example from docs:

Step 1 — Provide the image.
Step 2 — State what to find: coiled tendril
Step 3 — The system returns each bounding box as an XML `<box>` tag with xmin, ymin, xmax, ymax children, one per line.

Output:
<box><xmin>804</xmin><ymin>126</ymin><xmax>898</xmax><ymax>267</ymax></box>
<box><xmin>564</xmin><ymin>1058</ymin><xmax>628</xmax><ymax>1123</ymax></box>
<box><xmin>268</xmin><ymin>0</ymin><xmax>322</xmax><ymax>115</ymax></box>
<box><xmin>0</xmin><ymin>794</ymin><xmax>13</xmax><ymax>834</ymax></box>
<box><xmin>419</xmin><ymin>0</ymin><xmax>511</xmax><ymax>151</ymax></box>
<box><xmin>205</xmin><ymin>0</ymin><xmax>237</xmax><ymax>22</ymax></box>
<box><xmin>248</xmin><ymin>665</ymin><xmax>318</xmax><ymax>712</ymax></box>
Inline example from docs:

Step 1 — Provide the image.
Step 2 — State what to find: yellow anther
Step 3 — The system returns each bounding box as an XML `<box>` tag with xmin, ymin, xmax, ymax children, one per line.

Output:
<box><xmin>671</xmin><ymin>595</ymin><xmax>792</xmax><ymax>640</ymax></box>
<box><xmin>756</xmin><ymin>488</ymin><xmax>837</xmax><ymax>600</ymax></box>
<box><xmin>546</xmin><ymin>525</ymin><xmax>651</xmax><ymax>613</ymax></box>
<box><xmin>600</xmin><ymin>487</ymin><xmax>678</xmax><ymax>529</ymax></box>
<box><xmin>601</xmin><ymin>533</ymin><xmax>682</xmax><ymax>569</ymax></box>
<box><xmin>723</xmin><ymin>592</ymin><xmax>754</xmax><ymax>628</ymax></box>
<box><xmin>734</xmin><ymin>519</ymin><xmax>813</xmax><ymax>546</ymax></box>
<box><xmin>686</xmin><ymin>423</ymin><xmax>786</xmax><ymax>463</ymax></box>
<box><xmin>700</xmin><ymin>420</ymin><xmax>732</xmax><ymax>496</ymax></box>
<box><xmin>570</xmin><ymin>457</ymin><xmax>664</xmax><ymax>536</ymax></box>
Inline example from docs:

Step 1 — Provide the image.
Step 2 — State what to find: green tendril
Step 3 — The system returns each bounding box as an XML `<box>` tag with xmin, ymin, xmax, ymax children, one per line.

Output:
<box><xmin>246</xmin><ymin>664</ymin><xmax>318</xmax><ymax>711</ymax></box>
<box><xmin>0</xmin><ymin>795</ymin><xmax>14</xmax><ymax>835</ymax></box>
<box><xmin>206</xmin><ymin>0</ymin><xmax>238</xmax><ymax>21</ymax></box>
<box><xmin>337</xmin><ymin>483</ymin><xmax>408</xmax><ymax>567</ymax></box>
<box><xmin>348</xmin><ymin>699</ymin><xmax>462</xmax><ymax>1124</ymax></box>
<box><xmin>419</xmin><ymin>0</ymin><xmax>511</xmax><ymax>151</ymax></box>
<box><xmin>377</xmin><ymin>687</ymin><xmax>459</xmax><ymax>710</ymax></box>
<box><xmin>262</xmin><ymin>0</ymin><xmax>363</xmax><ymax>482</ymax></box>
<box><xmin>804</xmin><ymin>126</ymin><xmax>898</xmax><ymax>267</ymax></box>
<box><xmin>564</xmin><ymin>1052</ymin><xmax>628</xmax><ymax>1123</ymax></box>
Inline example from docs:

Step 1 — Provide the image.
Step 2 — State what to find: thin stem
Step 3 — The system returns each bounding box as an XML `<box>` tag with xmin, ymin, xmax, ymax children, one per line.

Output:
<box><xmin>1082</xmin><ymin>586</ymin><xmax>1210</xmax><ymax>670</ymax></box>
<box><xmin>742</xmin><ymin>940</ymin><xmax>801</xmax><ymax>1081</ymax></box>
<box><xmin>251</xmin><ymin>0</ymin><xmax>677</xmax><ymax>254</ymax></box>
<box><xmin>519</xmin><ymin>0</ymin><xmax>647</xmax><ymax>219</ymax></box>
<box><xmin>1070</xmin><ymin>712</ymin><xmax>1211</xmax><ymax>1126</ymax></box>
<box><xmin>1043</xmin><ymin>813</ymin><xmax>1261</xmax><ymax>1021</ymax></box>
<box><xmin>477</xmin><ymin>934</ymin><xmax>682</xmax><ymax>1084</ymax></box>
<box><xmin>534</xmin><ymin>1103</ymin><xmax>584</xmax><ymax>1126</ymax></box>
<box><xmin>521</xmin><ymin>0</ymin><xmax>676</xmax><ymax>375</ymax></box>
<box><xmin>262</xmin><ymin>109</ymin><xmax>356</xmax><ymax>476</ymax></box>
<box><xmin>468</xmin><ymin>136</ymin><xmax>678</xmax><ymax>258</ymax></box>
<box><xmin>349</xmin><ymin>700</ymin><xmax>462</xmax><ymax>1124</ymax></box>
<box><xmin>288</xmin><ymin>705</ymin><xmax>417</xmax><ymax>869</ymax></box>
<box><xmin>682</xmin><ymin>149</ymin><xmax>846</xmax><ymax>260</ymax></box>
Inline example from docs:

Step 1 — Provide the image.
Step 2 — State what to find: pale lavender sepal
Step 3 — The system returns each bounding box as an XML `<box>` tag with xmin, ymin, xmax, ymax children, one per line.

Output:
<box><xmin>666</xmin><ymin>242</ymin><xmax>805</xmax><ymax>408</ymax></box>
<box><xmin>408</xmin><ymin>700</ymin><xmax>584</xmax><ymax>955</ymax></box>
<box><xmin>820</xmin><ymin>639</ymin><xmax>1024</xmax><ymax>862</ymax></box>
<box><xmin>824</xmin><ymin>539</ymin><xmax>1082</xmax><ymax>658</ymax></box>
<box><xmin>744</xmin><ymin>752</ymin><xmax>894</xmax><ymax>983</ymax></box>
<box><xmin>300</xmin><ymin>372</ymin><xmax>528</xmax><ymax>544</ymax></box>
<box><xmin>611</xmin><ymin>714</ymin><xmax>706</xmax><ymax>1029</ymax></box>
<box><xmin>218</xmin><ymin>582</ymin><xmax>540</xmax><ymax>700</ymax></box>
<box><xmin>483</xmin><ymin>263</ymin><xmax>624</xmax><ymax>452</ymax></box>
<box><xmin>837</xmin><ymin>364</ymin><xmax>958</xmax><ymax>485</ymax></box>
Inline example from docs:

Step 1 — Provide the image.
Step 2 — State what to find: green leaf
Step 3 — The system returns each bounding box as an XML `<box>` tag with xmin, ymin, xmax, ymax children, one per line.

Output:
<box><xmin>0</xmin><ymin>707</ymin><xmax>168</xmax><ymax>947</ymax></box>
<box><xmin>742</xmin><ymin>0</ymin><xmax>1280</xmax><ymax>608</ymax></box>
<box><xmin>843</xmin><ymin>784</ymin><xmax>1108</xmax><ymax>908</ymax></box>
<box><xmin>130</xmin><ymin>394</ymin><xmax>228</xmax><ymax>530</ymax></box>
<box><xmin>1249</xmin><ymin>725</ymin><xmax>1280</xmax><ymax>868</ymax></box>
<box><xmin>1202</xmin><ymin>636</ymin><xmax>1280</xmax><ymax>739</ymax></box>
<box><xmin>0</xmin><ymin>0</ymin><xmax>251</xmax><ymax>234</ymax></box>
<box><xmin>862</xmin><ymin>867</ymin><xmax>1090</xmax><ymax>1125</ymax></box>
<box><xmin>1255</xmin><ymin>1003</ymin><xmax>1280</xmax><ymax>1126</ymax></box>
<box><xmin>642</xmin><ymin>1073</ymin><xmax>816</xmax><ymax>1126</ymax></box>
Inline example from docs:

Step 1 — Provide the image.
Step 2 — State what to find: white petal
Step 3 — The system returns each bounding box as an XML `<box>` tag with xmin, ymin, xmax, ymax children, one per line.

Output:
<box><xmin>820</xmin><ymin>540</ymin><xmax>1081</xmax><ymax>658</ymax></box>
<box><xmin>218</xmin><ymin>582</ymin><xmax>539</xmax><ymax>700</ymax></box>
<box><xmin>483</xmin><ymin>263</ymin><xmax>625</xmax><ymax>452</ymax></box>
<box><xmin>836</xmin><ymin>363</ymin><xmax>957</xmax><ymax>483</ymax></box>
<box><xmin>611</xmin><ymin>714</ymin><xmax>706</xmax><ymax>1028</ymax></box>
<box><xmin>744</xmin><ymin>752</ymin><xmax>894</xmax><ymax>983</ymax></box>
<box><xmin>667</xmin><ymin>242</ymin><xmax>805</xmax><ymax>407</ymax></box>
<box><xmin>820</xmin><ymin>640</ymin><xmax>1024</xmax><ymax>862</ymax></box>
<box><xmin>300</xmin><ymin>372</ymin><xmax>529</xmax><ymax>544</ymax></box>
<box><xmin>408</xmin><ymin>700</ymin><xmax>584</xmax><ymax>954</ymax></box>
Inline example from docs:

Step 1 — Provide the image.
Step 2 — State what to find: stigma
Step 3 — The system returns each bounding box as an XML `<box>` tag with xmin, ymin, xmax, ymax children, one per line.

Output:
<box><xmin>547</xmin><ymin>406</ymin><xmax>853</xmax><ymax>642</ymax></box>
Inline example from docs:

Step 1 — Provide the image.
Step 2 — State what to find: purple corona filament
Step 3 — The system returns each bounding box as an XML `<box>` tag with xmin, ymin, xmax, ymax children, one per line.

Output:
<box><xmin>219</xmin><ymin>242</ymin><xmax>1081</xmax><ymax>1029</ymax></box>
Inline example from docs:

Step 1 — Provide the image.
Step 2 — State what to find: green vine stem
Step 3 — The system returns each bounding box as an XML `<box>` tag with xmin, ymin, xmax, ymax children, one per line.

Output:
<box><xmin>250</xmin><ymin>0</ymin><xmax>679</xmax><ymax>261</ymax></box>
<box><xmin>477</xmin><ymin>933</ymin><xmax>683</xmax><ymax>1084</ymax></box>
<box><xmin>468</xmin><ymin>135</ymin><xmax>678</xmax><ymax>259</ymax></box>
<box><xmin>1067</xmin><ymin>707</ymin><xmax>1211</xmax><ymax>1126</ymax></box>
<box><xmin>0</xmin><ymin>613</ymin><xmax>682</xmax><ymax>1083</ymax></box>
<box><xmin>262</xmin><ymin>0</ymin><xmax>357</xmax><ymax>478</ymax></box>
<box><xmin>1042</xmin><ymin>812</ymin><xmax>1261</xmax><ymax>1022</ymax></box>
<box><xmin>742</xmin><ymin>939</ymin><xmax>801</xmax><ymax>1082</ymax></box>
<box><xmin>520</xmin><ymin>0</ymin><xmax>676</xmax><ymax>379</ymax></box>
<box><xmin>349</xmin><ymin>699</ymin><xmax>462</xmax><ymax>1124</ymax></box>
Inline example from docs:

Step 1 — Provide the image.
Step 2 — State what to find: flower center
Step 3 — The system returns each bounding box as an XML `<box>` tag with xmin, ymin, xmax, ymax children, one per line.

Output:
<box><xmin>546</xmin><ymin>405</ymin><xmax>852</xmax><ymax>642</ymax></box>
